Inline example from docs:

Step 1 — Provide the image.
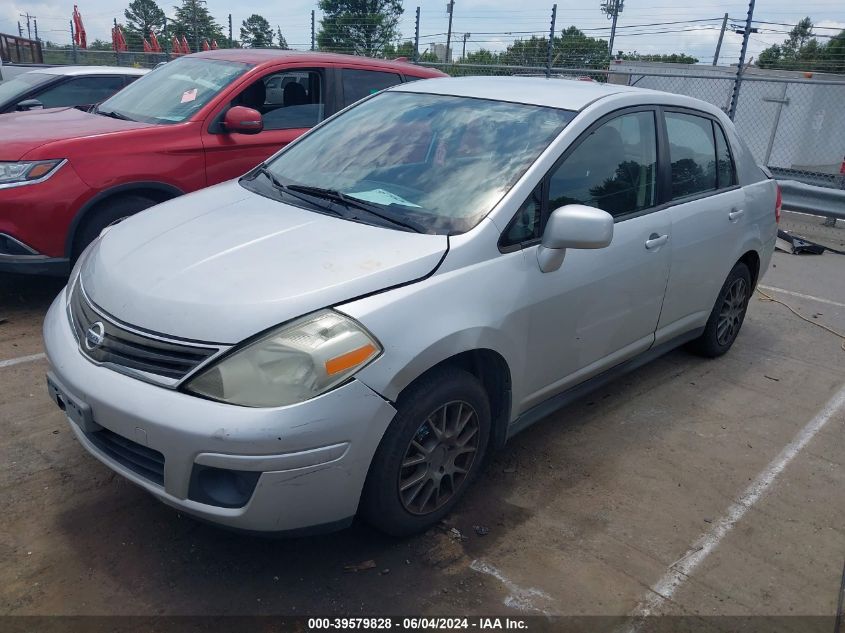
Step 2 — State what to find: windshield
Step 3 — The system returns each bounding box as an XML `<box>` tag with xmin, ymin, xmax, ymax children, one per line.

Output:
<box><xmin>259</xmin><ymin>91</ymin><xmax>575</xmax><ymax>234</ymax></box>
<box><xmin>96</xmin><ymin>57</ymin><xmax>249</xmax><ymax>124</ymax></box>
<box><xmin>0</xmin><ymin>72</ymin><xmax>53</xmax><ymax>105</ymax></box>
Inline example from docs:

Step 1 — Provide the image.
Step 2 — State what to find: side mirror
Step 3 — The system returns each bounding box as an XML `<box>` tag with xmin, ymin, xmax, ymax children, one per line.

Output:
<box><xmin>537</xmin><ymin>204</ymin><xmax>614</xmax><ymax>273</ymax></box>
<box><xmin>16</xmin><ymin>99</ymin><xmax>44</xmax><ymax>112</ymax></box>
<box><xmin>223</xmin><ymin>105</ymin><xmax>263</xmax><ymax>135</ymax></box>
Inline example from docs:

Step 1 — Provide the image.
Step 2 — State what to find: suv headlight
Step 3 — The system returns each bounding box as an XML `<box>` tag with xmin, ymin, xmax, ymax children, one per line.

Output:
<box><xmin>183</xmin><ymin>310</ymin><xmax>382</xmax><ymax>408</ymax></box>
<box><xmin>0</xmin><ymin>160</ymin><xmax>65</xmax><ymax>188</ymax></box>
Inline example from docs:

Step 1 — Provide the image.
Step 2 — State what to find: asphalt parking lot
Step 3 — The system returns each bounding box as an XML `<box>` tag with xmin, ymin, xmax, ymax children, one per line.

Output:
<box><xmin>1</xmin><ymin>212</ymin><xmax>843</xmax><ymax>626</ymax></box>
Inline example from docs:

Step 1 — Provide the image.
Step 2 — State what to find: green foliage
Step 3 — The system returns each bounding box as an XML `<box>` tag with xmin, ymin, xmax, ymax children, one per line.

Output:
<box><xmin>88</xmin><ymin>39</ymin><xmax>115</xmax><ymax>51</ymax></box>
<box><xmin>317</xmin><ymin>0</ymin><xmax>403</xmax><ymax>57</ymax></box>
<box><xmin>240</xmin><ymin>14</ymin><xmax>273</xmax><ymax>48</ymax></box>
<box><xmin>171</xmin><ymin>0</ymin><xmax>224</xmax><ymax>51</ymax></box>
<box><xmin>757</xmin><ymin>17</ymin><xmax>845</xmax><ymax>73</ymax></box>
<box><xmin>619</xmin><ymin>52</ymin><xmax>698</xmax><ymax>64</ymax></box>
<box><xmin>124</xmin><ymin>0</ymin><xmax>166</xmax><ymax>50</ymax></box>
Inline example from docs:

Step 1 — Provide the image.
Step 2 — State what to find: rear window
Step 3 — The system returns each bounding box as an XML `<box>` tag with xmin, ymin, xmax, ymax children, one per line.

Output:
<box><xmin>665</xmin><ymin>112</ymin><xmax>718</xmax><ymax>200</ymax></box>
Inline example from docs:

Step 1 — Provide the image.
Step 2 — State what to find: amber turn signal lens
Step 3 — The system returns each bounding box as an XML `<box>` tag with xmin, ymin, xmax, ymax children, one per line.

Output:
<box><xmin>325</xmin><ymin>343</ymin><xmax>377</xmax><ymax>376</ymax></box>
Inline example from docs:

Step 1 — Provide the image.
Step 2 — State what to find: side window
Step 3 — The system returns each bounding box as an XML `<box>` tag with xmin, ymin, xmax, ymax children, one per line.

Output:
<box><xmin>233</xmin><ymin>70</ymin><xmax>324</xmax><ymax>131</ymax></box>
<box><xmin>548</xmin><ymin>111</ymin><xmax>657</xmax><ymax>219</ymax></box>
<box><xmin>665</xmin><ymin>112</ymin><xmax>717</xmax><ymax>199</ymax></box>
<box><xmin>35</xmin><ymin>76</ymin><xmax>125</xmax><ymax>108</ymax></box>
<box><xmin>342</xmin><ymin>69</ymin><xmax>401</xmax><ymax>107</ymax></box>
<box><xmin>501</xmin><ymin>186</ymin><xmax>542</xmax><ymax>247</ymax></box>
<box><xmin>714</xmin><ymin>123</ymin><xmax>736</xmax><ymax>188</ymax></box>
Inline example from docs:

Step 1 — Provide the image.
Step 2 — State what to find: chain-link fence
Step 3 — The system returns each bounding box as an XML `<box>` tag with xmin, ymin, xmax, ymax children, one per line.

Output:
<box><xmin>42</xmin><ymin>48</ymin><xmax>167</xmax><ymax>69</ymax></box>
<box><xmin>422</xmin><ymin>61</ymin><xmax>845</xmax><ymax>191</ymax></box>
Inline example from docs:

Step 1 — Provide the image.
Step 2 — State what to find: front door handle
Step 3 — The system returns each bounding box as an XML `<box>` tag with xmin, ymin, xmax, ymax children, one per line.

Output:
<box><xmin>729</xmin><ymin>208</ymin><xmax>745</xmax><ymax>221</ymax></box>
<box><xmin>645</xmin><ymin>233</ymin><xmax>669</xmax><ymax>250</ymax></box>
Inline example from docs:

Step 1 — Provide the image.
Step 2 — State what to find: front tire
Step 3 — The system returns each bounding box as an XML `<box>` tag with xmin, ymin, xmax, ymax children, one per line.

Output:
<box><xmin>361</xmin><ymin>367</ymin><xmax>491</xmax><ymax>536</ymax></box>
<box><xmin>688</xmin><ymin>262</ymin><xmax>752</xmax><ymax>357</ymax></box>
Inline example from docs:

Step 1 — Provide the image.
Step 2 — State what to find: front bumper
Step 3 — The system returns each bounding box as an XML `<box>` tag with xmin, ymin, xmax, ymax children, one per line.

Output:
<box><xmin>43</xmin><ymin>291</ymin><xmax>397</xmax><ymax>533</ymax></box>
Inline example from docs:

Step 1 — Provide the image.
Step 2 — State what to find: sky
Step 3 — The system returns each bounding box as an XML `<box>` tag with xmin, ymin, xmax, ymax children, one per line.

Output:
<box><xmin>3</xmin><ymin>0</ymin><xmax>845</xmax><ymax>65</ymax></box>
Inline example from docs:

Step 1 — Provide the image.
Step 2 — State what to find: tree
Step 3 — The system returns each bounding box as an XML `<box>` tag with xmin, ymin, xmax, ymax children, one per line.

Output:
<box><xmin>124</xmin><ymin>0</ymin><xmax>166</xmax><ymax>50</ymax></box>
<box><xmin>276</xmin><ymin>26</ymin><xmax>289</xmax><ymax>50</ymax></box>
<box><xmin>317</xmin><ymin>0</ymin><xmax>403</xmax><ymax>57</ymax></box>
<box><xmin>171</xmin><ymin>0</ymin><xmax>224</xmax><ymax>52</ymax></box>
<box><xmin>88</xmin><ymin>39</ymin><xmax>114</xmax><ymax>51</ymax></box>
<box><xmin>240</xmin><ymin>14</ymin><xmax>273</xmax><ymax>48</ymax></box>
<box><xmin>756</xmin><ymin>17</ymin><xmax>845</xmax><ymax>73</ymax></box>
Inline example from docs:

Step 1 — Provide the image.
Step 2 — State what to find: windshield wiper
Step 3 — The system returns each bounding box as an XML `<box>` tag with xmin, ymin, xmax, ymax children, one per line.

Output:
<box><xmin>95</xmin><ymin>107</ymin><xmax>134</xmax><ymax>122</ymax></box>
<box><xmin>254</xmin><ymin>167</ymin><xmax>347</xmax><ymax>218</ymax></box>
<box><xmin>286</xmin><ymin>184</ymin><xmax>425</xmax><ymax>234</ymax></box>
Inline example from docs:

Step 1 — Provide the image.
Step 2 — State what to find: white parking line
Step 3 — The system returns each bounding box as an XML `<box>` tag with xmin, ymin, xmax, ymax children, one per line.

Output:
<box><xmin>624</xmin><ymin>383</ymin><xmax>845</xmax><ymax>629</ymax></box>
<box><xmin>470</xmin><ymin>559</ymin><xmax>554</xmax><ymax>615</ymax></box>
<box><xmin>0</xmin><ymin>352</ymin><xmax>46</xmax><ymax>369</ymax></box>
<box><xmin>759</xmin><ymin>285</ymin><xmax>845</xmax><ymax>309</ymax></box>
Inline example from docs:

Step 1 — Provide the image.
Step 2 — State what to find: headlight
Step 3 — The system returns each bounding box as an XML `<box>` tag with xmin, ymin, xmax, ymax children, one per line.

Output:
<box><xmin>0</xmin><ymin>159</ymin><xmax>65</xmax><ymax>188</ymax></box>
<box><xmin>183</xmin><ymin>310</ymin><xmax>382</xmax><ymax>407</ymax></box>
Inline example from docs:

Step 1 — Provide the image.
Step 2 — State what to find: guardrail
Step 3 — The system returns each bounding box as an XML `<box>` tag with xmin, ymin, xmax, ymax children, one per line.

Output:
<box><xmin>778</xmin><ymin>180</ymin><xmax>845</xmax><ymax>221</ymax></box>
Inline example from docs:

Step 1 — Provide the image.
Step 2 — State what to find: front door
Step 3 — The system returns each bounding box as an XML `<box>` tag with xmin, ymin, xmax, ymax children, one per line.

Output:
<box><xmin>506</xmin><ymin>109</ymin><xmax>672</xmax><ymax>411</ymax></box>
<box><xmin>202</xmin><ymin>68</ymin><xmax>326</xmax><ymax>185</ymax></box>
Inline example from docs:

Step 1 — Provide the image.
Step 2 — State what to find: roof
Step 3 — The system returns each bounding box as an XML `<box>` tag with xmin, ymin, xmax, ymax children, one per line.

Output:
<box><xmin>391</xmin><ymin>75</ymin><xmax>651</xmax><ymax>111</ymax></box>
<box><xmin>36</xmin><ymin>66</ymin><xmax>148</xmax><ymax>77</ymax></box>
<box><xmin>190</xmin><ymin>49</ymin><xmax>444</xmax><ymax>77</ymax></box>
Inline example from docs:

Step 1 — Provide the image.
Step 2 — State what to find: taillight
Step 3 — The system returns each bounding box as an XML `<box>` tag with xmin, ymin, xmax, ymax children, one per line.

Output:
<box><xmin>775</xmin><ymin>183</ymin><xmax>782</xmax><ymax>224</ymax></box>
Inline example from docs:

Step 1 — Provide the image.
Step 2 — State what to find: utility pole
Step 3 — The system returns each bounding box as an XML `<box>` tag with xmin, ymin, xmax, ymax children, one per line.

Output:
<box><xmin>163</xmin><ymin>15</ymin><xmax>171</xmax><ymax>60</ymax></box>
<box><xmin>113</xmin><ymin>17</ymin><xmax>120</xmax><ymax>64</ymax></box>
<box><xmin>729</xmin><ymin>0</ymin><xmax>755</xmax><ymax>120</ymax></box>
<box><xmin>713</xmin><ymin>13</ymin><xmax>729</xmax><ymax>65</ymax></box>
<box><xmin>445</xmin><ymin>0</ymin><xmax>454</xmax><ymax>63</ymax></box>
<box><xmin>20</xmin><ymin>13</ymin><xmax>33</xmax><ymax>40</ymax></box>
<box><xmin>461</xmin><ymin>32</ymin><xmax>470</xmax><ymax>60</ymax></box>
<box><xmin>414</xmin><ymin>6</ymin><xmax>420</xmax><ymax>62</ymax></box>
<box><xmin>546</xmin><ymin>4</ymin><xmax>557</xmax><ymax>78</ymax></box>
<box><xmin>33</xmin><ymin>19</ymin><xmax>39</xmax><ymax>42</ymax></box>
<box><xmin>18</xmin><ymin>21</ymin><xmax>23</xmax><ymax>38</ymax></box>
<box><xmin>311</xmin><ymin>10</ymin><xmax>315</xmax><ymax>51</ymax></box>
<box><xmin>228</xmin><ymin>13</ymin><xmax>233</xmax><ymax>48</ymax></box>
<box><xmin>192</xmin><ymin>0</ymin><xmax>199</xmax><ymax>52</ymax></box>
<box><xmin>601</xmin><ymin>0</ymin><xmax>623</xmax><ymax>62</ymax></box>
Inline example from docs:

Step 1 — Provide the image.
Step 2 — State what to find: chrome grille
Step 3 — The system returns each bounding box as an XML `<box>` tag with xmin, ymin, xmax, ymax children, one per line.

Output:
<box><xmin>69</xmin><ymin>279</ymin><xmax>220</xmax><ymax>383</ymax></box>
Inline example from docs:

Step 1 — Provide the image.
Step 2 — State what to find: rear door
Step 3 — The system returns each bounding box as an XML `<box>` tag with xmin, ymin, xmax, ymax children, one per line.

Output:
<box><xmin>201</xmin><ymin>67</ymin><xmax>327</xmax><ymax>185</ymax></box>
<box><xmin>655</xmin><ymin>109</ymin><xmax>746</xmax><ymax>344</ymax></box>
<box><xmin>503</xmin><ymin>108</ymin><xmax>673</xmax><ymax>409</ymax></box>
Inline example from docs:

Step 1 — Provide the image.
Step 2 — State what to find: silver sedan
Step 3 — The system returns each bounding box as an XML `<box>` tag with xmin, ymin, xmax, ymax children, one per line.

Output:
<box><xmin>43</xmin><ymin>76</ymin><xmax>779</xmax><ymax>535</ymax></box>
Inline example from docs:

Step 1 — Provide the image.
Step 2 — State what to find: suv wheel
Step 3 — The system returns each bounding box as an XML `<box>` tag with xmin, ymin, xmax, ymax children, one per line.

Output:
<box><xmin>688</xmin><ymin>261</ymin><xmax>752</xmax><ymax>357</ymax></box>
<box><xmin>72</xmin><ymin>194</ymin><xmax>157</xmax><ymax>263</ymax></box>
<box><xmin>361</xmin><ymin>367</ymin><xmax>491</xmax><ymax>536</ymax></box>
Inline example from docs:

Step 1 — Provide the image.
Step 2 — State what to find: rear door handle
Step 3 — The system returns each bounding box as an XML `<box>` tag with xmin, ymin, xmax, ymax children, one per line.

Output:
<box><xmin>729</xmin><ymin>208</ymin><xmax>745</xmax><ymax>221</ymax></box>
<box><xmin>645</xmin><ymin>233</ymin><xmax>669</xmax><ymax>250</ymax></box>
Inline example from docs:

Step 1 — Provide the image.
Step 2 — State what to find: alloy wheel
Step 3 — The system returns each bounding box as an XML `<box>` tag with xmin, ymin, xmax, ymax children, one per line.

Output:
<box><xmin>398</xmin><ymin>400</ymin><xmax>480</xmax><ymax>515</ymax></box>
<box><xmin>716</xmin><ymin>277</ymin><xmax>748</xmax><ymax>346</ymax></box>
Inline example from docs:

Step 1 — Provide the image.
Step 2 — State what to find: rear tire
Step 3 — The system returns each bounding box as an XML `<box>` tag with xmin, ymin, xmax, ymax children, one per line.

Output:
<box><xmin>688</xmin><ymin>262</ymin><xmax>752</xmax><ymax>358</ymax></box>
<box><xmin>71</xmin><ymin>194</ymin><xmax>157</xmax><ymax>264</ymax></box>
<box><xmin>361</xmin><ymin>367</ymin><xmax>491</xmax><ymax>536</ymax></box>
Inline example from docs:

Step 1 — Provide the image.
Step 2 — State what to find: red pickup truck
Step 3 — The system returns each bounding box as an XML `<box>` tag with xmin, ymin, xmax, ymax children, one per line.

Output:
<box><xmin>0</xmin><ymin>50</ymin><xmax>444</xmax><ymax>275</ymax></box>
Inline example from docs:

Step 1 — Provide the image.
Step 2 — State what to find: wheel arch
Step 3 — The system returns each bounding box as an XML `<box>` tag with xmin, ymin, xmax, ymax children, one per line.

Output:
<box><xmin>392</xmin><ymin>348</ymin><xmax>513</xmax><ymax>451</ymax></box>
<box><xmin>65</xmin><ymin>181</ymin><xmax>185</xmax><ymax>258</ymax></box>
<box><xmin>737</xmin><ymin>249</ymin><xmax>761</xmax><ymax>288</ymax></box>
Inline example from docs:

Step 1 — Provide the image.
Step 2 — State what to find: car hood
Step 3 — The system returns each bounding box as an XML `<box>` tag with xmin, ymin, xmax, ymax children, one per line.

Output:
<box><xmin>0</xmin><ymin>107</ymin><xmax>151</xmax><ymax>160</ymax></box>
<box><xmin>81</xmin><ymin>181</ymin><xmax>448</xmax><ymax>343</ymax></box>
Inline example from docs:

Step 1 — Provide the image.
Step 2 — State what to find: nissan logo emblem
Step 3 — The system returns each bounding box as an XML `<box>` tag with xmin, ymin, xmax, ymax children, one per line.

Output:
<box><xmin>85</xmin><ymin>322</ymin><xmax>106</xmax><ymax>350</ymax></box>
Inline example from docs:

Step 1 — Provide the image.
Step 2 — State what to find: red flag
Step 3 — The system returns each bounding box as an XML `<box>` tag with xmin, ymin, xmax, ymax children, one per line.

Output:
<box><xmin>211</xmin><ymin>40</ymin><xmax>218</xmax><ymax>49</ymax></box>
<box><xmin>117</xmin><ymin>26</ymin><xmax>128</xmax><ymax>52</ymax></box>
<box><xmin>202</xmin><ymin>39</ymin><xmax>210</xmax><ymax>51</ymax></box>
<box><xmin>72</xmin><ymin>5</ymin><xmax>87</xmax><ymax>49</ymax></box>
<box><xmin>143</xmin><ymin>38</ymin><xmax>152</xmax><ymax>53</ymax></box>
<box><xmin>181</xmin><ymin>35</ymin><xmax>190</xmax><ymax>54</ymax></box>
<box><xmin>149</xmin><ymin>31</ymin><xmax>161</xmax><ymax>52</ymax></box>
